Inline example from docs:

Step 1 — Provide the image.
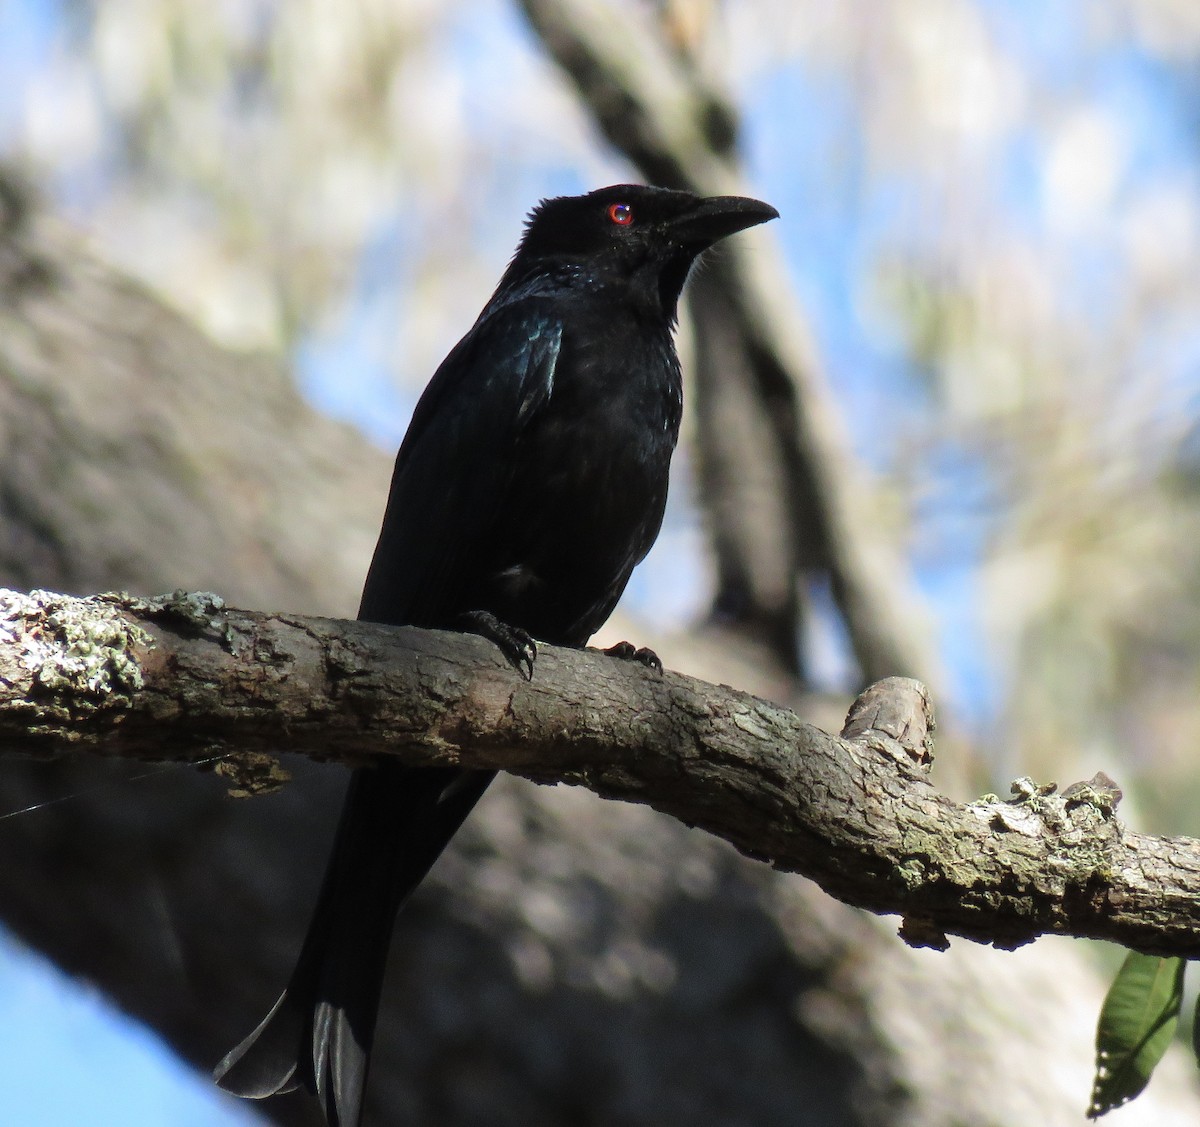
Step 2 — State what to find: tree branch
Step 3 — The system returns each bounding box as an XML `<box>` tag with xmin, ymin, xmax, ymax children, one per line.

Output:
<box><xmin>2</xmin><ymin>587</ymin><xmax>1196</xmax><ymax>958</ymax></box>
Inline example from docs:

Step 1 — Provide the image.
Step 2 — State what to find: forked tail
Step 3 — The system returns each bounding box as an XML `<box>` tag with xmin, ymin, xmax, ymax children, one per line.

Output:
<box><xmin>214</xmin><ymin>763</ymin><xmax>493</xmax><ymax>1127</ymax></box>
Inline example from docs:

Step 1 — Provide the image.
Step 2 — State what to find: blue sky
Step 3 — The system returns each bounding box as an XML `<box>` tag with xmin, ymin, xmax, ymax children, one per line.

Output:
<box><xmin>0</xmin><ymin>934</ymin><xmax>258</xmax><ymax>1125</ymax></box>
<box><xmin>4</xmin><ymin>1</ymin><xmax>1200</xmax><ymax>1123</ymax></box>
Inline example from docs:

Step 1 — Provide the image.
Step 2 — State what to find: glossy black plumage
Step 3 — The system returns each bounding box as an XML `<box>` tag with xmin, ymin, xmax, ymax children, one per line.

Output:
<box><xmin>214</xmin><ymin>184</ymin><xmax>777</xmax><ymax>1126</ymax></box>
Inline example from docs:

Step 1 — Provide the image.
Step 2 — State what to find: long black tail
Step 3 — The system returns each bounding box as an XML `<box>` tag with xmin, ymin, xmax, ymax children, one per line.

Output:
<box><xmin>213</xmin><ymin>762</ymin><xmax>494</xmax><ymax>1127</ymax></box>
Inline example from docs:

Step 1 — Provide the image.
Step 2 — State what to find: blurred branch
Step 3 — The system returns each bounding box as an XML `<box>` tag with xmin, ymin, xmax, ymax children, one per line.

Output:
<box><xmin>0</xmin><ymin>167</ymin><xmax>386</xmax><ymax>619</ymax></box>
<box><xmin>4</xmin><ymin>587</ymin><xmax>1196</xmax><ymax>957</ymax></box>
<box><xmin>520</xmin><ymin>0</ymin><xmax>935</xmax><ymax>684</ymax></box>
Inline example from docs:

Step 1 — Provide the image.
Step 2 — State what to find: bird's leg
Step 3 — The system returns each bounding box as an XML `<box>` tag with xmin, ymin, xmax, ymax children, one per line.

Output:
<box><xmin>457</xmin><ymin>610</ymin><xmax>537</xmax><ymax>680</ymax></box>
<box><xmin>602</xmin><ymin>640</ymin><xmax>663</xmax><ymax>673</ymax></box>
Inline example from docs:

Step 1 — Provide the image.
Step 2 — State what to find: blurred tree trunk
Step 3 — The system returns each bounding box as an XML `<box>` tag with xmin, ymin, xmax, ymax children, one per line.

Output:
<box><xmin>520</xmin><ymin>0</ymin><xmax>936</xmax><ymax>689</ymax></box>
<box><xmin>0</xmin><ymin>169</ymin><xmax>1196</xmax><ymax>1127</ymax></box>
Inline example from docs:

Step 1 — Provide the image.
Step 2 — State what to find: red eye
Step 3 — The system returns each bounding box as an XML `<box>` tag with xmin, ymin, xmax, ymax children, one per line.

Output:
<box><xmin>607</xmin><ymin>202</ymin><xmax>633</xmax><ymax>226</ymax></box>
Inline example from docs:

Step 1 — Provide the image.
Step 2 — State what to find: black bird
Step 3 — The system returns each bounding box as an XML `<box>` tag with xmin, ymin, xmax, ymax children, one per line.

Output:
<box><xmin>213</xmin><ymin>184</ymin><xmax>778</xmax><ymax>1126</ymax></box>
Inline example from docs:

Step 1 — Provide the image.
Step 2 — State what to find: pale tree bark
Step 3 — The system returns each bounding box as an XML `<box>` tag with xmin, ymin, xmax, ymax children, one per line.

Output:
<box><xmin>0</xmin><ymin>165</ymin><xmax>1197</xmax><ymax>1127</ymax></box>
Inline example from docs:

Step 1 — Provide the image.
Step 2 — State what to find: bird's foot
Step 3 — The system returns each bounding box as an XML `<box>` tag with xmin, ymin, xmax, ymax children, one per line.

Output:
<box><xmin>458</xmin><ymin>611</ymin><xmax>537</xmax><ymax>680</ymax></box>
<box><xmin>602</xmin><ymin>640</ymin><xmax>663</xmax><ymax>674</ymax></box>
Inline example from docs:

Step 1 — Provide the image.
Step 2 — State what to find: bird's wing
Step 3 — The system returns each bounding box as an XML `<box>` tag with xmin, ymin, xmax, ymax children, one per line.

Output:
<box><xmin>357</xmin><ymin>299</ymin><xmax>562</xmax><ymax>627</ymax></box>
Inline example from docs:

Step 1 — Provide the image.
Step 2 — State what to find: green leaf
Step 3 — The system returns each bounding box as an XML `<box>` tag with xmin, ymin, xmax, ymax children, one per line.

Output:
<box><xmin>1193</xmin><ymin>988</ymin><xmax>1200</xmax><ymax>1068</ymax></box>
<box><xmin>1088</xmin><ymin>953</ymin><xmax>1185</xmax><ymax>1118</ymax></box>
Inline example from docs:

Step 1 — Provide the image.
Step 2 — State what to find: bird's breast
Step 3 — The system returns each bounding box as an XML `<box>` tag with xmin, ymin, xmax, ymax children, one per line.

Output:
<box><xmin>476</xmin><ymin>324</ymin><xmax>682</xmax><ymax>642</ymax></box>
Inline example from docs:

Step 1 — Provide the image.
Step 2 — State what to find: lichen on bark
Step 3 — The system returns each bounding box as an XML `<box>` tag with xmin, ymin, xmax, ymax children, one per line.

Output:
<box><xmin>0</xmin><ymin>588</ymin><xmax>150</xmax><ymax>705</ymax></box>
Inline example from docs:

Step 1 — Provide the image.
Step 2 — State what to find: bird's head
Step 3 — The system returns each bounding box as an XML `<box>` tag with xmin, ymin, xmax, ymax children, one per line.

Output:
<box><xmin>501</xmin><ymin>184</ymin><xmax>778</xmax><ymax>321</ymax></box>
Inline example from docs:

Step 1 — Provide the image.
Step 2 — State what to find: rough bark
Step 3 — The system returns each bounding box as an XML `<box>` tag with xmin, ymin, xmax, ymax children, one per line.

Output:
<box><xmin>2</xmin><ymin>587</ymin><xmax>1197</xmax><ymax>959</ymax></box>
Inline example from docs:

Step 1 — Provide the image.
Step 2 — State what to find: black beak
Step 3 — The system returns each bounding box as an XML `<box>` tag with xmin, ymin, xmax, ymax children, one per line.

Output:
<box><xmin>668</xmin><ymin>194</ymin><xmax>779</xmax><ymax>246</ymax></box>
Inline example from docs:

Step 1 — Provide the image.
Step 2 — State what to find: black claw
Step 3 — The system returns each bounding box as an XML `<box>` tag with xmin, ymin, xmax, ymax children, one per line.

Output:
<box><xmin>458</xmin><ymin>611</ymin><xmax>537</xmax><ymax>679</ymax></box>
<box><xmin>603</xmin><ymin>641</ymin><xmax>663</xmax><ymax>674</ymax></box>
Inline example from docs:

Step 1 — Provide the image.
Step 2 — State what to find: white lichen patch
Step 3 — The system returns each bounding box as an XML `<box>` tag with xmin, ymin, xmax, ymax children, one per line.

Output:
<box><xmin>0</xmin><ymin>589</ymin><xmax>151</xmax><ymax>697</ymax></box>
<box><xmin>120</xmin><ymin>589</ymin><xmax>226</xmax><ymax>630</ymax></box>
